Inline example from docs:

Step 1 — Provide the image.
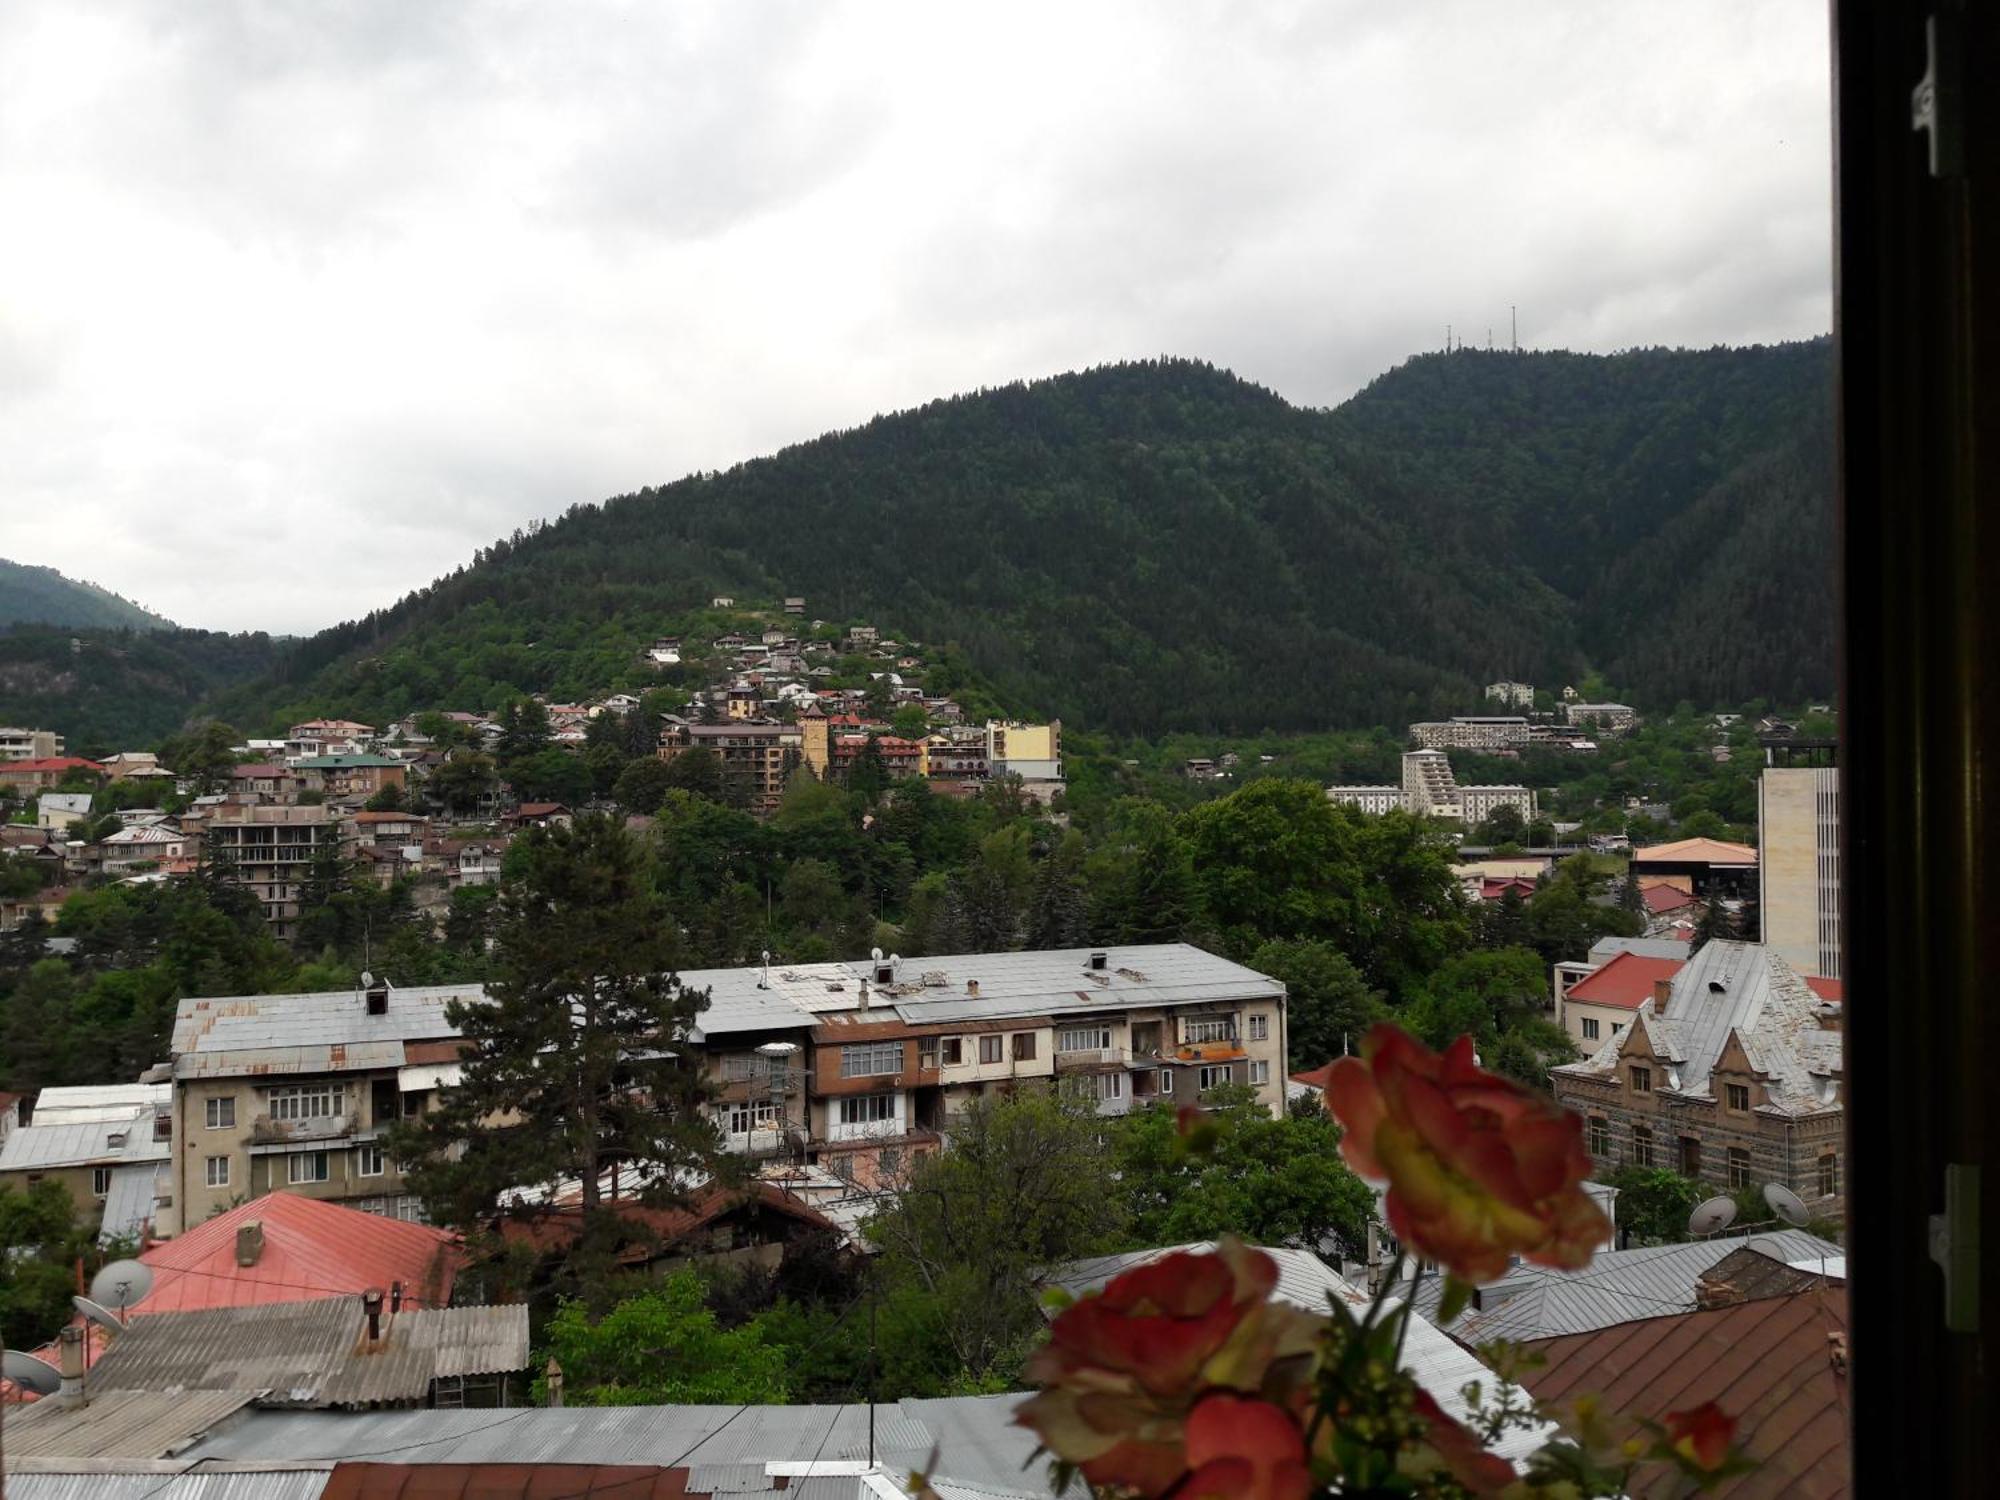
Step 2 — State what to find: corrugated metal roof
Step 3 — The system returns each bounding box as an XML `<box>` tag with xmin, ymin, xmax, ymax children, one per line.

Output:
<box><xmin>688</xmin><ymin>945</ymin><xmax>1282</xmax><ymax>1038</ymax></box>
<box><xmin>1517</xmin><ymin>1288</ymin><xmax>1850</xmax><ymax>1498</ymax></box>
<box><xmin>100</xmin><ymin>1159</ymin><xmax>166</xmax><ymax>1244</ymax></box>
<box><xmin>1411</xmin><ymin>1229</ymin><xmax>1844</xmax><ymax>1344</ymax></box>
<box><xmin>171</xmin><ymin>985</ymin><xmax>481</xmax><ymax>1064</ymax></box>
<box><xmin>319</xmin><ymin>1464</ymin><xmax>707</xmax><ymax>1498</ymax></box>
<box><xmin>32</xmin><ymin>1083</ymin><xmax>172</xmax><ymax>1119</ymax></box>
<box><xmin>0</xmin><ymin>1113</ymin><xmax>150</xmax><ymax>1170</ymax></box>
<box><xmin>2</xmin><ymin>1471</ymin><xmax>330</xmax><ymax>1500</ymax></box>
<box><xmin>84</xmin><ymin>1296</ymin><xmax>528</xmax><ymax>1407</ymax></box>
<box><xmin>3</xmin><ymin>1390</ymin><xmax>257</xmax><ymax>1458</ymax></box>
<box><xmin>1046</xmin><ymin>1243</ymin><xmax>1547</xmax><ymax>1464</ymax></box>
<box><xmin>175</xmin><ymin>1040</ymin><xmax>411</xmax><ymax>1081</ymax></box>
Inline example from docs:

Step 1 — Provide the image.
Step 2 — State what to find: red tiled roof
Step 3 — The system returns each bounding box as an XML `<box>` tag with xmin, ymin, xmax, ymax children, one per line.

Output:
<box><xmin>1805</xmin><ymin>976</ymin><xmax>1843</xmax><ymax>1003</ymax></box>
<box><xmin>515</xmin><ymin>802</ymin><xmax>569</xmax><ymax>817</ymax></box>
<box><xmin>1566</xmin><ymin>952</ymin><xmax>1687</xmax><ymax>1010</ymax></box>
<box><xmin>0</xmin><ymin>756</ymin><xmax>105</xmax><ymax>774</ymax></box>
<box><xmin>1632</xmin><ymin>837</ymin><xmax>1759</xmax><ymax>866</ymax></box>
<box><xmin>323</xmin><ymin>1465</ymin><xmax>697</xmax><ymax>1499</ymax></box>
<box><xmin>352</xmin><ymin>810</ymin><xmax>427</xmax><ymax>823</ymax></box>
<box><xmin>1642</xmin><ymin>883</ymin><xmax>1701</xmax><ymax>914</ymax></box>
<box><xmin>1479</xmin><ymin>876</ymin><xmax>1539</xmax><ymax>901</ymax></box>
<box><xmin>132</xmin><ymin>1192</ymin><xmax>460</xmax><ymax>1315</ymax></box>
<box><xmin>1518</xmin><ymin>1289</ymin><xmax>1850</xmax><ymax>1498</ymax></box>
<box><xmin>1288</xmin><ymin>1062</ymin><xmax>1341</xmax><ymax>1092</ymax></box>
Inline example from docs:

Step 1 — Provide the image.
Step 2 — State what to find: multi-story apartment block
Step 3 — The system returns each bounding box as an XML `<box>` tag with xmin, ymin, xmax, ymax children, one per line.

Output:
<box><xmin>196</xmin><ymin>804</ymin><xmax>349</xmax><ymax>938</ymax></box>
<box><xmin>1325</xmin><ymin>751</ymin><xmax>1535</xmax><ymax>825</ymax></box>
<box><xmin>986</xmin><ymin>720</ymin><xmax>1062</xmax><ymax>781</ymax></box>
<box><xmin>657</xmin><ymin>717</ymin><xmax>803</xmax><ymax>817</ymax></box>
<box><xmin>1552</xmin><ymin>941</ymin><xmax>1845</xmax><ymax>1221</ymax></box>
<box><xmin>0</xmin><ymin>726</ymin><xmax>64</xmax><ymax>762</ymax></box>
<box><xmin>1562</xmin><ymin>702</ymin><xmax>1637</xmax><ymax>736</ymax></box>
<box><xmin>284</xmin><ymin>720</ymin><xmax>376</xmax><ymax>761</ymax></box>
<box><xmin>683</xmin><ymin>944</ymin><xmax>1287</xmax><ymax>1189</ymax></box>
<box><xmin>295</xmin><ymin>754</ymin><xmax>409</xmax><ymax>803</ymax></box>
<box><xmin>1483</xmin><ymin>681</ymin><xmax>1536</xmax><ymax>709</ymax></box>
<box><xmin>1760</xmin><ymin>765</ymin><xmax>1841</xmax><ymax>979</ymax></box>
<box><xmin>168</xmin><ymin>977</ymin><xmax>475</xmax><ymax>1230</ymax></box>
<box><xmin>1409</xmin><ymin>716</ymin><xmax>1532</xmax><ymax>752</ymax></box>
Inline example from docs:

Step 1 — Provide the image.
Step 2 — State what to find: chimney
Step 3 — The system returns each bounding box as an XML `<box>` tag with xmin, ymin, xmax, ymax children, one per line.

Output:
<box><xmin>1652</xmin><ymin>977</ymin><xmax>1673</xmax><ymax>1007</ymax></box>
<box><xmin>967</xmin><ymin>979</ymin><xmax>980</xmax><ymax>998</ymax></box>
<box><xmin>58</xmin><ymin>1325</ymin><xmax>85</xmax><ymax>1400</ymax></box>
<box><xmin>545</xmin><ymin>1356</ymin><xmax>566</xmax><ymax>1408</ymax></box>
<box><xmin>857</xmin><ymin>978</ymin><xmax>870</xmax><ymax>1012</ymax></box>
<box><xmin>390</xmin><ymin>1280</ymin><xmax>404</xmax><ymax>1313</ymax></box>
<box><xmin>235</xmin><ymin>1220</ymin><xmax>265</xmax><ymax>1267</ymax></box>
<box><xmin>1089</xmin><ymin>951</ymin><xmax>1108</xmax><ymax>971</ymax></box>
<box><xmin>363</xmin><ymin>1288</ymin><xmax>385</xmax><ymax>1343</ymax></box>
<box><xmin>365</xmin><ymin>976</ymin><xmax>390</xmax><ymax>1015</ymax></box>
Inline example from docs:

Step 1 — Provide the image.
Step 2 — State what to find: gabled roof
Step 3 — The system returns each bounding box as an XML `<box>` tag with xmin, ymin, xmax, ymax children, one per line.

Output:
<box><xmin>133</xmin><ymin>1193</ymin><xmax>460</xmax><ymax>1315</ymax></box>
<box><xmin>1640</xmin><ymin>883</ymin><xmax>1700</xmax><ymax>914</ymax></box>
<box><xmin>0</xmin><ymin>757</ymin><xmax>105</xmax><ymax>774</ymax></box>
<box><xmin>1565</xmin><ymin>952</ymin><xmax>1685</xmax><ymax>1011</ymax></box>
<box><xmin>1631</xmin><ymin>836</ymin><xmax>1759</xmax><ymax>866</ymax></box>
<box><xmin>1516</xmin><ymin>1289</ymin><xmax>1849</xmax><ymax>1498</ymax></box>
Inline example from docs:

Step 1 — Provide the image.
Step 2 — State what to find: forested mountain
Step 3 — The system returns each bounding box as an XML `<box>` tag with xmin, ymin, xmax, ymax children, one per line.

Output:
<box><xmin>0</xmin><ymin>629</ymin><xmax>282</xmax><ymax>754</ymax></box>
<box><xmin>0</xmin><ymin>558</ymin><xmax>174</xmax><ymax>631</ymax></box>
<box><xmin>210</xmin><ymin>341</ymin><xmax>1834</xmax><ymax>737</ymax></box>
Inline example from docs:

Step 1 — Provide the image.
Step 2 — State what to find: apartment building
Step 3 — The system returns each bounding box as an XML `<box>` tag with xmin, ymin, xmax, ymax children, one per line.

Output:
<box><xmin>1760</xmin><ymin>765</ymin><xmax>1841</xmax><ymax>979</ymax></box>
<box><xmin>1325</xmin><ymin>750</ymin><xmax>1536</xmax><ymax>825</ymax></box>
<box><xmin>1322</xmin><ymin>784</ymin><xmax>1403</xmax><ymax>815</ymax></box>
<box><xmin>683</xmin><ymin>944</ymin><xmax>1288</xmax><ymax>1189</ymax></box>
<box><xmin>0</xmin><ymin>726</ymin><xmax>64</xmax><ymax>762</ymax></box>
<box><xmin>986</xmin><ymin>720</ymin><xmax>1062</xmax><ymax>781</ymax></box>
<box><xmin>294</xmin><ymin>754</ymin><xmax>409</xmax><ymax>803</ymax></box>
<box><xmin>1562</xmin><ymin>702</ymin><xmax>1637</xmax><ymax>736</ymax></box>
<box><xmin>0</xmin><ymin>1083</ymin><xmax>173</xmax><ymax>1237</ymax></box>
<box><xmin>194</xmin><ymin>804</ymin><xmax>349</xmax><ymax>938</ymax></box>
<box><xmin>1483</xmin><ymin>681</ymin><xmax>1535</xmax><ymax>709</ymax></box>
<box><xmin>168</xmin><ymin>978</ymin><xmax>476</xmax><ymax>1229</ymax></box>
<box><xmin>657</xmin><ymin>717</ymin><xmax>803</xmax><ymax>817</ymax></box>
<box><xmin>1552</xmin><ymin>942</ymin><xmax>1845</xmax><ymax>1221</ymax></box>
<box><xmin>1409</xmin><ymin>716</ymin><xmax>1532</xmax><ymax>751</ymax></box>
<box><xmin>284</xmin><ymin>720</ymin><xmax>376</xmax><ymax>761</ymax></box>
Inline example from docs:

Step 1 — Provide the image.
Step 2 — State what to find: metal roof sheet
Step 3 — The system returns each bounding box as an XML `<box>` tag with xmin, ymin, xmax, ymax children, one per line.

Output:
<box><xmin>84</xmin><ymin>1296</ymin><xmax>528</xmax><ymax>1407</ymax></box>
<box><xmin>0</xmin><ymin>1113</ymin><xmax>150</xmax><ymax>1170</ymax></box>
<box><xmin>171</xmin><ymin>986</ymin><xmax>482</xmax><ymax>1062</ymax></box>
<box><xmin>2</xmin><ymin>1390</ymin><xmax>258</xmax><ymax>1458</ymax></box>
<box><xmin>1</xmin><ymin>1471</ymin><xmax>330</xmax><ymax>1500</ymax></box>
<box><xmin>175</xmin><ymin>1040</ymin><xmax>410</xmax><ymax>1080</ymax></box>
<box><xmin>100</xmin><ymin>1160</ymin><xmax>166</xmax><ymax>1244</ymax></box>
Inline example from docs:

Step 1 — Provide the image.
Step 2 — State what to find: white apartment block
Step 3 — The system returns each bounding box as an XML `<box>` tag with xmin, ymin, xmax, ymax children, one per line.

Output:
<box><xmin>1484</xmin><ymin>681</ymin><xmax>1535</xmax><ymax>709</ymax></box>
<box><xmin>1562</xmin><ymin>702</ymin><xmax>1637</xmax><ymax>735</ymax></box>
<box><xmin>1760</xmin><ymin>766</ymin><xmax>1841</xmax><ymax>979</ymax></box>
<box><xmin>1328</xmin><ymin>751</ymin><xmax>1536</xmax><ymax>825</ymax></box>
<box><xmin>0</xmin><ymin>727</ymin><xmax>63</xmax><ymax>762</ymax></box>
<box><xmin>1409</xmin><ymin>716</ymin><xmax>1533</xmax><ymax>751</ymax></box>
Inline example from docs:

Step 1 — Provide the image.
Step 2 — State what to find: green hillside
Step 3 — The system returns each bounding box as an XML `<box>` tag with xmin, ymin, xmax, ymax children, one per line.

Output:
<box><xmin>0</xmin><ymin>558</ymin><xmax>174</xmax><ymax>631</ymax></box>
<box><xmin>0</xmin><ymin>629</ymin><xmax>283</xmax><ymax>755</ymax></box>
<box><xmin>209</xmin><ymin>341</ymin><xmax>1835</xmax><ymax>737</ymax></box>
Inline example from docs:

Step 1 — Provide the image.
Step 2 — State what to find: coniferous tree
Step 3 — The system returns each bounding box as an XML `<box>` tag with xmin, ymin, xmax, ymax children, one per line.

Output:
<box><xmin>390</xmin><ymin>814</ymin><xmax>723</xmax><ymax>1303</ymax></box>
<box><xmin>1026</xmin><ymin>832</ymin><xmax>1091</xmax><ymax>950</ymax></box>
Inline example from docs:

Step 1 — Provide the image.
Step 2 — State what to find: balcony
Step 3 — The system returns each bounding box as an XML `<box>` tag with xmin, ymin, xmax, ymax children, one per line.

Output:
<box><xmin>250</xmin><ymin>1110</ymin><xmax>361</xmax><ymax>1146</ymax></box>
<box><xmin>1053</xmin><ymin>1046</ymin><xmax>1133</xmax><ymax>1074</ymax></box>
<box><xmin>714</xmin><ymin>1068</ymin><xmax>805</xmax><ymax>1103</ymax></box>
<box><xmin>1093</xmin><ymin>1092</ymin><xmax>1135</xmax><ymax>1117</ymax></box>
<box><xmin>1168</xmin><ymin>1040</ymin><xmax>1247</xmax><ymax>1064</ymax></box>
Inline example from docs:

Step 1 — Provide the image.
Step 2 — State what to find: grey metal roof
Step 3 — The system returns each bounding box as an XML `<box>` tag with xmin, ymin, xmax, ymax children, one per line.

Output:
<box><xmin>0</xmin><ymin>1113</ymin><xmax>152</xmax><ymax>1171</ymax></box>
<box><xmin>0</xmin><ymin>1471</ymin><xmax>329</xmax><ymax>1500</ymax></box>
<box><xmin>1048</xmin><ymin>1243</ymin><xmax>1547</xmax><ymax>1464</ymax></box>
<box><xmin>171</xmin><ymin>984</ymin><xmax>482</xmax><ymax>1064</ymax></box>
<box><xmin>1410</xmin><ymin>1229</ymin><xmax>1845</xmax><ymax>1344</ymax></box>
<box><xmin>1557</xmin><ymin>942</ymin><xmax>1842</xmax><ymax>1114</ymax></box>
<box><xmin>1</xmin><ymin>1389</ymin><xmax>257</xmax><ymax>1458</ymax></box>
<box><xmin>689</xmin><ymin>945</ymin><xmax>1282</xmax><ymax>1038</ymax></box>
<box><xmin>33</xmin><ymin>1082</ymin><xmax>173</xmax><ymax>1118</ymax></box>
<box><xmin>175</xmin><ymin>1039</ymin><xmax>410</xmax><ymax>1081</ymax></box>
<box><xmin>1587</xmin><ymin>935</ymin><xmax>1695</xmax><ymax>963</ymax></box>
<box><xmin>100</xmin><ymin>1159</ymin><xmax>165</xmax><ymax>1244</ymax></box>
<box><xmin>84</xmin><ymin>1296</ymin><xmax>529</xmax><ymax>1407</ymax></box>
<box><xmin>184</xmin><ymin>1397</ymin><xmax>1053</xmax><ymax>1496</ymax></box>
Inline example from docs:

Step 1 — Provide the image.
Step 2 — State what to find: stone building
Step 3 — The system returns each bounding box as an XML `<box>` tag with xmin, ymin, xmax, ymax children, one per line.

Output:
<box><xmin>1552</xmin><ymin>941</ymin><xmax>1845</xmax><ymax>1221</ymax></box>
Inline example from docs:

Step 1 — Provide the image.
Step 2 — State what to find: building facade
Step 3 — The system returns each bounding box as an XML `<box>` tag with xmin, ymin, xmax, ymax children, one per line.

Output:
<box><xmin>194</xmin><ymin>804</ymin><xmax>348</xmax><ymax>938</ymax></box>
<box><xmin>1760</xmin><ymin>766</ymin><xmax>1841</xmax><ymax>979</ymax></box>
<box><xmin>0</xmin><ymin>727</ymin><xmax>64</xmax><ymax>762</ymax></box>
<box><xmin>1562</xmin><ymin>702</ymin><xmax>1637</xmax><ymax>735</ymax></box>
<box><xmin>1409</xmin><ymin>716</ymin><xmax>1532</xmax><ymax>751</ymax></box>
<box><xmin>1326</xmin><ymin>750</ymin><xmax>1535</xmax><ymax>824</ymax></box>
<box><xmin>1483</xmin><ymin>682</ymin><xmax>1535</xmax><ymax>709</ymax></box>
<box><xmin>1552</xmin><ymin>942</ymin><xmax>1844</xmax><ymax>1221</ymax></box>
<box><xmin>657</xmin><ymin>718</ymin><xmax>803</xmax><ymax>817</ymax></box>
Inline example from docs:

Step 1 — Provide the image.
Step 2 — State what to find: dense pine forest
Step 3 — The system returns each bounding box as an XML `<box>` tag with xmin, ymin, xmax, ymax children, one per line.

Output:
<box><xmin>19</xmin><ymin>340</ymin><xmax>1835</xmax><ymax>743</ymax></box>
<box><xmin>0</xmin><ymin>558</ymin><xmax>174</xmax><ymax>632</ymax></box>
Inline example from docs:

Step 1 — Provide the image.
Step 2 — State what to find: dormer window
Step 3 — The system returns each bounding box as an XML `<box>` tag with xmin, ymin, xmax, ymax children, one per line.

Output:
<box><xmin>1726</xmin><ymin>1083</ymin><xmax>1751</xmax><ymax>1112</ymax></box>
<box><xmin>1630</xmin><ymin>1065</ymin><xmax>1652</xmax><ymax>1094</ymax></box>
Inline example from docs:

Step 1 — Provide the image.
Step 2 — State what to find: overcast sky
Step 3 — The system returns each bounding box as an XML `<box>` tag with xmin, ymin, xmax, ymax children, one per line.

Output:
<box><xmin>0</xmin><ymin>1</ymin><xmax>1831</xmax><ymax>635</ymax></box>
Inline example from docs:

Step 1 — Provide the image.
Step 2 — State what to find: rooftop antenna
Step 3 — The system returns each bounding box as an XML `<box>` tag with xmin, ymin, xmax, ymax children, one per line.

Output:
<box><xmin>3</xmin><ymin>1348</ymin><xmax>60</xmax><ymax>1397</ymax></box>
<box><xmin>1765</xmin><ymin>1183</ymin><xmax>1812</xmax><ymax>1227</ymax></box>
<box><xmin>1687</xmin><ymin>1195</ymin><xmax>1739</xmax><ymax>1238</ymax></box>
<box><xmin>73</xmin><ymin>1295</ymin><xmax>131</xmax><ymax>1336</ymax></box>
<box><xmin>89</xmin><ymin>1259</ymin><xmax>154</xmax><ymax>1321</ymax></box>
<box><xmin>758</xmin><ymin>949</ymin><xmax>772</xmax><ymax>990</ymax></box>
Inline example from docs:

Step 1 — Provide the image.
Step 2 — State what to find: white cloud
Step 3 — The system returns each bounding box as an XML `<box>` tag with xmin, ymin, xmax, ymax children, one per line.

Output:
<box><xmin>0</xmin><ymin>0</ymin><xmax>1831</xmax><ymax>634</ymax></box>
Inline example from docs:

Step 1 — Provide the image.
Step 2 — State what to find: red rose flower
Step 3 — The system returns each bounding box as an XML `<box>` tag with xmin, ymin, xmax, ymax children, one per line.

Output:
<box><xmin>1173</xmin><ymin>1393</ymin><xmax>1313</xmax><ymax>1500</ymax></box>
<box><xmin>1015</xmin><ymin>1240</ymin><xmax>1322</xmax><ymax>1496</ymax></box>
<box><xmin>1664</xmin><ymin>1400</ymin><xmax>1737</xmax><ymax>1471</ymax></box>
<box><xmin>1326</xmin><ymin>1023</ymin><xmax>1611</xmax><ymax>1283</ymax></box>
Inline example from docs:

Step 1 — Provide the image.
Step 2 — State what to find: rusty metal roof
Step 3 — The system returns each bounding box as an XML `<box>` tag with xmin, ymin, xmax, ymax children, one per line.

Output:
<box><xmin>83</xmin><ymin>1296</ymin><xmax>529</xmax><ymax>1408</ymax></box>
<box><xmin>320</xmin><ymin>1464</ymin><xmax>700</xmax><ymax>1498</ymax></box>
<box><xmin>0</xmin><ymin>1389</ymin><xmax>257</xmax><ymax>1458</ymax></box>
<box><xmin>1517</xmin><ymin>1287</ymin><xmax>1851</xmax><ymax>1498</ymax></box>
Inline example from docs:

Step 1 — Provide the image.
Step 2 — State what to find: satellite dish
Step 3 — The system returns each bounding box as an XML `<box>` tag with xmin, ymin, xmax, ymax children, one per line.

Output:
<box><xmin>1764</xmin><ymin>1183</ymin><xmax>1812</xmax><ymax>1227</ymax></box>
<box><xmin>3</xmin><ymin>1349</ymin><xmax>60</xmax><ymax>1396</ymax></box>
<box><xmin>1688</xmin><ymin>1196</ymin><xmax>1739</xmax><ymax>1237</ymax></box>
<box><xmin>870</xmin><ymin>946</ymin><xmax>884</xmax><ymax>961</ymax></box>
<box><xmin>360</xmin><ymin>970</ymin><xmax>374</xmax><ymax>988</ymax></box>
<box><xmin>90</xmin><ymin>1258</ymin><xmax>154</xmax><ymax>1312</ymax></box>
<box><xmin>74</xmin><ymin>1296</ymin><xmax>129</xmax><ymax>1334</ymax></box>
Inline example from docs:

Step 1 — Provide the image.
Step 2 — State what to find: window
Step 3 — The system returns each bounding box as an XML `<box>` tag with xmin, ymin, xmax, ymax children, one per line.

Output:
<box><xmin>1058</xmin><ymin>1026</ymin><xmax>1112</xmax><ymax>1053</ymax></box>
<box><xmin>839</xmin><ymin>1094</ymin><xmax>896</xmax><ymax>1125</ymax></box>
<box><xmin>1158</xmin><ymin>1069</ymin><xmax>1173</xmax><ymax>1095</ymax></box>
<box><xmin>1248</xmin><ymin>1060</ymin><xmax>1271</xmax><ymax>1085</ymax></box>
<box><xmin>268</xmin><ymin>1084</ymin><xmax>346</xmax><ymax>1122</ymax></box>
<box><xmin>288</xmin><ymin>1150</ymin><xmax>331</xmax><ymax>1184</ymax></box>
<box><xmin>1726</xmin><ymin>1083</ymin><xmax>1751</xmax><ymax>1112</ymax></box>
<box><xmin>1726</xmin><ymin>1146</ymin><xmax>1751</xmax><ymax>1189</ymax></box>
<box><xmin>1818</xmin><ymin>1153</ymin><xmax>1840</xmax><ymax>1199</ymax></box>
<box><xmin>979</xmin><ymin>1035</ymin><xmax>1003</xmax><ymax>1064</ymax></box>
<box><xmin>1094</xmin><ymin>1072</ymin><xmax>1124</xmax><ymax>1100</ymax></box>
<box><xmin>206</xmin><ymin>1096</ymin><xmax>237</xmax><ymax>1129</ymax></box>
<box><xmin>1011</xmin><ymin>1032</ymin><xmax>1036</xmax><ymax>1061</ymax></box>
<box><xmin>1680</xmin><ymin>1137</ymin><xmax>1703</xmax><ymax>1177</ymax></box>
<box><xmin>840</xmin><ymin>1042</ymin><xmax>902</xmax><ymax>1078</ymax></box>
<box><xmin>878</xmin><ymin>1146</ymin><xmax>903</xmax><ymax>1178</ymax></box>
<box><xmin>1185</xmin><ymin>1016</ymin><xmax>1236</xmax><ymax>1044</ymax></box>
<box><xmin>1587</xmin><ymin>1117</ymin><xmax>1610</xmax><ymax>1158</ymax></box>
<box><xmin>205</xmin><ymin>1155</ymin><xmax>230</xmax><ymax>1188</ymax></box>
<box><xmin>1582</xmin><ymin>1017</ymin><xmax>1600</xmax><ymax>1041</ymax></box>
<box><xmin>1198</xmin><ymin>1064</ymin><xmax>1231</xmax><ymax>1090</ymax></box>
<box><xmin>91</xmin><ymin>1167</ymin><xmax>112</xmax><ymax>1197</ymax></box>
<box><xmin>1632</xmin><ymin>1125</ymin><xmax>1655</xmax><ymax>1168</ymax></box>
<box><xmin>727</xmin><ymin>1100</ymin><xmax>777</xmax><ymax>1134</ymax></box>
<box><xmin>829</xmin><ymin>1153</ymin><xmax>856</xmax><ymax>1182</ymax></box>
<box><xmin>1629</xmin><ymin>1065</ymin><xmax>1652</xmax><ymax>1094</ymax></box>
<box><xmin>358</xmin><ymin>1144</ymin><xmax>387</xmax><ymax>1177</ymax></box>
<box><xmin>1612</xmin><ymin>1022</ymin><xmax>1625</xmax><ymax>1035</ymax></box>
<box><xmin>940</xmin><ymin>1038</ymin><xmax>963</xmax><ymax>1066</ymax></box>
<box><xmin>1247</xmin><ymin>1014</ymin><xmax>1269</xmax><ymax>1041</ymax></box>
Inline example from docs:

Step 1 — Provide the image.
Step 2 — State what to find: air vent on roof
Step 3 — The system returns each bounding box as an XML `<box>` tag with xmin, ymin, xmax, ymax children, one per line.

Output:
<box><xmin>1707</xmin><ymin>980</ymin><xmax>1727</xmax><ymax>994</ymax></box>
<box><xmin>106</xmin><ymin>1130</ymin><xmax>127</xmax><ymax>1148</ymax></box>
<box><xmin>1088</xmin><ymin>951</ymin><xmax>1108</xmax><ymax>971</ymax></box>
<box><xmin>363</xmin><ymin>972</ymin><xmax>391</xmax><ymax>1015</ymax></box>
